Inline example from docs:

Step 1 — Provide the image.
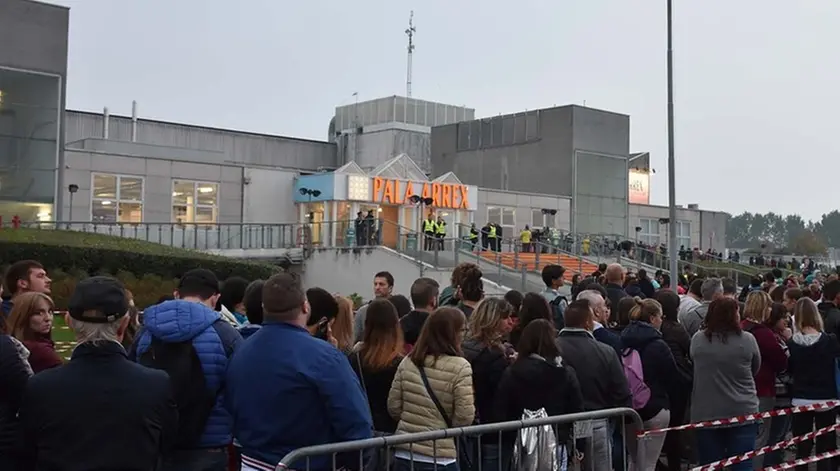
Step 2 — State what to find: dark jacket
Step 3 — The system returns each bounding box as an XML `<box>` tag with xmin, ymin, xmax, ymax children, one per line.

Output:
<box><xmin>463</xmin><ymin>338</ymin><xmax>509</xmax><ymax>441</ymax></box>
<box><xmin>817</xmin><ymin>302</ymin><xmax>840</xmax><ymax>337</ymax></box>
<box><xmin>1</xmin><ymin>299</ymin><xmax>13</xmax><ymax>318</ymax></box>
<box><xmin>19</xmin><ymin>341</ymin><xmax>178</xmax><ymax>471</ymax></box>
<box><xmin>593</xmin><ymin>326</ymin><xmax>622</xmax><ymax>355</ymax></box>
<box><xmin>637</xmin><ymin>278</ymin><xmax>656</xmax><ymax>299</ymax></box>
<box><xmin>225</xmin><ymin>322</ymin><xmax>372</xmax><ymax>470</ymax></box>
<box><xmin>400</xmin><ymin>310</ymin><xmax>430</xmax><ymax>347</ymax></box>
<box><xmin>624</xmin><ymin>283</ymin><xmax>645</xmax><ymax>299</ymax></box>
<box><xmin>494</xmin><ymin>354</ymin><xmax>584</xmax><ymax>446</ymax></box>
<box><xmin>605</xmin><ymin>283</ymin><xmax>629</xmax><ymax>317</ymax></box>
<box><xmin>238</xmin><ymin>324</ymin><xmax>261</xmax><ymax>340</ymax></box>
<box><xmin>741</xmin><ymin>320</ymin><xmax>788</xmax><ymax>397</ymax></box>
<box><xmin>556</xmin><ymin>329</ymin><xmax>631</xmax><ymax>411</ymax></box>
<box><xmin>22</xmin><ymin>336</ymin><xmax>63</xmax><ymax>374</ymax></box>
<box><xmin>620</xmin><ymin>321</ymin><xmax>680</xmax><ymax>421</ymax></box>
<box><xmin>659</xmin><ymin>319</ymin><xmax>693</xmax><ymax>382</ymax></box>
<box><xmin>787</xmin><ymin>332</ymin><xmax>840</xmax><ymax>400</ymax></box>
<box><xmin>348</xmin><ymin>350</ymin><xmax>401</xmax><ymax>434</ymax></box>
<box><xmin>133</xmin><ymin>300</ymin><xmax>242</xmax><ymax>448</ymax></box>
<box><xmin>0</xmin><ymin>335</ymin><xmax>31</xmax><ymax>467</ymax></box>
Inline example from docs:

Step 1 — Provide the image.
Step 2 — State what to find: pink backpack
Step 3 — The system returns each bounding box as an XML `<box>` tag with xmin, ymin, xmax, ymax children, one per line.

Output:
<box><xmin>621</xmin><ymin>348</ymin><xmax>651</xmax><ymax>410</ymax></box>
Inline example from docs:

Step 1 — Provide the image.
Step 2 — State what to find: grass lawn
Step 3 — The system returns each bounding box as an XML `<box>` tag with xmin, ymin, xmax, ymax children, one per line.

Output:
<box><xmin>52</xmin><ymin>315</ymin><xmax>76</xmax><ymax>361</ymax></box>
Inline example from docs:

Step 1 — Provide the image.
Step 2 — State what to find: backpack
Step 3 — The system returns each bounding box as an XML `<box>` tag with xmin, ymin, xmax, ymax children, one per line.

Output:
<box><xmin>549</xmin><ymin>296</ymin><xmax>568</xmax><ymax>330</ymax></box>
<box><xmin>621</xmin><ymin>347</ymin><xmax>652</xmax><ymax>410</ymax></box>
<box><xmin>139</xmin><ymin>337</ymin><xmax>216</xmax><ymax>448</ymax></box>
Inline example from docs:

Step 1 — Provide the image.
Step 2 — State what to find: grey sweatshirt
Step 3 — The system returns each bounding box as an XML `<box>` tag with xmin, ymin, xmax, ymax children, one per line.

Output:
<box><xmin>690</xmin><ymin>329</ymin><xmax>761</xmax><ymax>423</ymax></box>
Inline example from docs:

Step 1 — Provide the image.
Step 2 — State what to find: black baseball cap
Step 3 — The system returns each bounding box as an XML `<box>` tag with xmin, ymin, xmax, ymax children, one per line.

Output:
<box><xmin>67</xmin><ymin>276</ymin><xmax>129</xmax><ymax>323</ymax></box>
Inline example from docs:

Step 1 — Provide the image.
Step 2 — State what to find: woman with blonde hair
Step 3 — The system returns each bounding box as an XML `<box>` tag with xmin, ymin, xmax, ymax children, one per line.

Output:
<box><xmin>787</xmin><ymin>297</ymin><xmax>840</xmax><ymax>468</ymax></box>
<box><xmin>620</xmin><ymin>297</ymin><xmax>679</xmax><ymax>471</ymax></box>
<box><xmin>741</xmin><ymin>290</ymin><xmax>788</xmax><ymax>467</ymax></box>
<box><xmin>6</xmin><ymin>292</ymin><xmax>62</xmax><ymax>373</ymax></box>
<box><xmin>388</xmin><ymin>307</ymin><xmax>475</xmax><ymax>471</ymax></box>
<box><xmin>463</xmin><ymin>298</ymin><xmax>516</xmax><ymax>471</ymax></box>
<box><xmin>331</xmin><ymin>295</ymin><xmax>355</xmax><ymax>353</ymax></box>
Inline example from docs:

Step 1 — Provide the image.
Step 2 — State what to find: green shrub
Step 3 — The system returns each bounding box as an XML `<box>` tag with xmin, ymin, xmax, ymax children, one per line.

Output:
<box><xmin>0</xmin><ymin>228</ymin><xmax>282</xmax><ymax>308</ymax></box>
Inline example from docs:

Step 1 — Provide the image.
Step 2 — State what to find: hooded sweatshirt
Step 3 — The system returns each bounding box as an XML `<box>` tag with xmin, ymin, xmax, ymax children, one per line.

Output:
<box><xmin>740</xmin><ymin>320</ymin><xmax>787</xmax><ymax>397</ymax></box>
<box><xmin>620</xmin><ymin>321</ymin><xmax>680</xmax><ymax>421</ymax></box>
<box><xmin>493</xmin><ymin>354</ymin><xmax>583</xmax><ymax>446</ymax></box>
<box><xmin>787</xmin><ymin>331</ymin><xmax>840</xmax><ymax>400</ymax></box>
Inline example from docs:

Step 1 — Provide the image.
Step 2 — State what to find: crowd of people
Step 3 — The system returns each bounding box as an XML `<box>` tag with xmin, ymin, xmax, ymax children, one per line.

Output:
<box><xmin>3</xmin><ymin>254</ymin><xmax>840</xmax><ymax>471</ymax></box>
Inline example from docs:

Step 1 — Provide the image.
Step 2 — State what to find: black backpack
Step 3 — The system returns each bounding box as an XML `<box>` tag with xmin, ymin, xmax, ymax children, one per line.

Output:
<box><xmin>139</xmin><ymin>337</ymin><xmax>217</xmax><ymax>448</ymax></box>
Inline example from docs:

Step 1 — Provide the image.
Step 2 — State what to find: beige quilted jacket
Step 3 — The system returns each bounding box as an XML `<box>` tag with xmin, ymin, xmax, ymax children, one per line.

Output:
<box><xmin>387</xmin><ymin>354</ymin><xmax>475</xmax><ymax>458</ymax></box>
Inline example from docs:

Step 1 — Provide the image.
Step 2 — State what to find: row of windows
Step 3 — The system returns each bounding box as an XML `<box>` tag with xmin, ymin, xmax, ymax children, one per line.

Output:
<box><xmin>91</xmin><ymin>173</ymin><xmax>219</xmax><ymax>224</ymax></box>
<box><xmin>485</xmin><ymin>206</ymin><xmax>558</xmax><ymax>229</ymax></box>
<box><xmin>456</xmin><ymin>112</ymin><xmax>540</xmax><ymax>151</ymax></box>
<box><xmin>638</xmin><ymin>218</ymin><xmax>691</xmax><ymax>248</ymax></box>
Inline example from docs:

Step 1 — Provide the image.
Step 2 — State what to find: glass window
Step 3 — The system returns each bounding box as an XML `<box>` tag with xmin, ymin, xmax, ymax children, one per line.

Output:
<box><xmin>638</xmin><ymin>218</ymin><xmax>660</xmax><ymax>246</ymax></box>
<box><xmin>488</xmin><ymin>206</ymin><xmax>515</xmax><ymax>228</ymax></box>
<box><xmin>90</xmin><ymin>173</ymin><xmax>143</xmax><ymax>223</ymax></box>
<box><xmin>172</xmin><ymin>180</ymin><xmax>219</xmax><ymax>224</ymax></box>
<box><xmin>677</xmin><ymin>221</ymin><xmax>691</xmax><ymax>249</ymax></box>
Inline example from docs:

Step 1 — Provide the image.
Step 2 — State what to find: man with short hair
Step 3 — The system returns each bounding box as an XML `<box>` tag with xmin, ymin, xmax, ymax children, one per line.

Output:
<box><xmin>678</xmin><ymin>278</ymin><xmax>704</xmax><ymax>318</ymax></box>
<box><xmin>604</xmin><ymin>263</ymin><xmax>629</xmax><ymax>314</ymax></box>
<box><xmin>353</xmin><ymin>271</ymin><xmax>394</xmax><ymax>343</ymax></box>
<box><xmin>557</xmin><ymin>300</ymin><xmax>631</xmax><ymax>471</ymax></box>
<box><xmin>541</xmin><ymin>264</ymin><xmax>568</xmax><ymax>329</ymax></box>
<box><xmin>818</xmin><ymin>279</ymin><xmax>840</xmax><ymax>336</ymax></box>
<box><xmin>19</xmin><ymin>276</ymin><xmax>178</xmax><ymax>470</ymax></box>
<box><xmin>401</xmin><ymin>277</ymin><xmax>440</xmax><ymax>348</ymax></box>
<box><xmin>2</xmin><ymin>260</ymin><xmax>51</xmax><ymax>316</ymax></box>
<box><xmin>680</xmin><ymin>277</ymin><xmax>723</xmax><ymax>338</ymax></box>
<box><xmin>227</xmin><ymin>273</ymin><xmax>372</xmax><ymax>471</ymax></box>
<box><xmin>721</xmin><ymin>277</ymin><xmax>746</xmax><ymax>313</ymax></box>
<box><xmin>577</xmin><ymin>290</ymin><xmax>621</xmax><ymax>354</ymax></box>
<box><xmin>133</xmin><ymin>268</ymin><xmax>242</xmax><ymax>471</ymax></box>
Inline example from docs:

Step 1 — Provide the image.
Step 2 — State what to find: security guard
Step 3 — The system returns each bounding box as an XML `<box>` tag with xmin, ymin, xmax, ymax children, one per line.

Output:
<box><xmin>423</xmin><ymin>213</ymin><xmax>437</xmax><ymax>250</ymax></box>
<box><xmin>468</xmin><ymin>223</ymin><xmax>479</xmax><ymax>251</ymax></box>
<box><xmin>488</xmin><ymin>223</ymin><xmax>498</xmax><ymax>252</ymax></box>
<box><xmin>435</xmin><ymin>216</ymin><xmax>447</xmax><ymax>250</ymax></box>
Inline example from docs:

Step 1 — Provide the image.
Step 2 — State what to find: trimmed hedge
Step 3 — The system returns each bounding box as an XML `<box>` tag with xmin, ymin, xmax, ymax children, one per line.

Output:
<box><xmin>0</xmin><ymin>228</ymin><xmax>281</xmax><ymax>308</ymax></box>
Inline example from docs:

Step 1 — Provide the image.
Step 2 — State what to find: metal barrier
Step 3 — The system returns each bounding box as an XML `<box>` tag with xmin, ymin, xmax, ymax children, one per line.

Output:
<box><xmin>275</xmin><ymin>407</ymin><xmax>645</xmax><ymax>471</ymax></box>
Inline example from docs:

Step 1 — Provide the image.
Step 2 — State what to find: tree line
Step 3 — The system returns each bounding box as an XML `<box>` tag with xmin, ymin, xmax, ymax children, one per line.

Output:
<box><xmin>726</xmin><ymin>210</ymin><xmax>840</xmax><ymax>255</ymax></box>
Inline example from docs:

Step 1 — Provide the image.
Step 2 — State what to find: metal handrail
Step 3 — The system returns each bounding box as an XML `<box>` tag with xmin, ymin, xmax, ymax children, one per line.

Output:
<box><xmin>277</xmin><ymin>407</ymin><xmax>645</xmax><ymax>470</ymax></box>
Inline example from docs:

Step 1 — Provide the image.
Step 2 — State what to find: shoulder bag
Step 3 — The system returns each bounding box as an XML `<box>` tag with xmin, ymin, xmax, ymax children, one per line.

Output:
<box><xmin>418</xmin><ymin>364</ymin><xmax>474</xmax><ymax>471</ymax></box>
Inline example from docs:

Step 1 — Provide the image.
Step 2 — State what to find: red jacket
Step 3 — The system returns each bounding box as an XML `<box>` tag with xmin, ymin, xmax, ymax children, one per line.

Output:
<box><xmin>23</xmin><ymin>336</ymin><xmax>63</xmax><ymax>374</ymax></box>
<box><xmin>741</xmin><ymin>320</ymin><xmax>788</xmax><ymax>397</ymax></box>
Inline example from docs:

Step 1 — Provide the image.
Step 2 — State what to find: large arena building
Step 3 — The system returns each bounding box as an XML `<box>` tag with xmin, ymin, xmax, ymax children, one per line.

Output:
<box><xmin>0</xmin><ymin>0</ymin><xmax>728</xmax><ymax>254</ymax></box>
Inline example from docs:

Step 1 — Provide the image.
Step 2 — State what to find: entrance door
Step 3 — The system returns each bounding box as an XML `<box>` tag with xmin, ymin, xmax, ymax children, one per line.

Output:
<box><xmin>380</xmin><ymin>205</ymin><xmax>399</xmax><ymax>249</ymax></box>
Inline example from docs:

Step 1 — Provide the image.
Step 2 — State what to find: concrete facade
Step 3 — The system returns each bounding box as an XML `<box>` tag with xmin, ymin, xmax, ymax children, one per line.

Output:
<box><xmin>0</xmin><ymin>0</ymin><xmax>68</xmax><ymax>215</ymax></box>
<box><xmin>629</xmin><ymin>203</ymin><xmax>728</xmax><ymax>252</ymax></box>
<box><xmin>477</xmin><ymin>188</ymin><xmax>572</xmax><ymax>233</ymax></box>
<box><xmin>431</xmin><ymin>105</ymin><xmax>630</xmax><ymax>237</ymax></box>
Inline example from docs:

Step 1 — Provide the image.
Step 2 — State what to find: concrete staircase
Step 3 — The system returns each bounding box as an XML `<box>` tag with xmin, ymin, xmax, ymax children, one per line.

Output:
<box><xmin>479</xmin><ymin>252</ymin><xmax>599</xmax><ymax>280</ymax></box>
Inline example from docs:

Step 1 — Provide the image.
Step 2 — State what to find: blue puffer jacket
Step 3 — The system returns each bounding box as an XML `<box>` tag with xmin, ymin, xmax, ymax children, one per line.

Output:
<box><xmin>133</xmin><ymin>300</ymin><xmax>242</xmax><ymax>448</ymax></box>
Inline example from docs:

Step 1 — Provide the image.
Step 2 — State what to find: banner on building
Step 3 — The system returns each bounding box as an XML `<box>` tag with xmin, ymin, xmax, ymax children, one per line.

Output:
<box><xmin>629</xmin><ymin>170</ymin><xmax>650</xmax><ymax>204</ymax></box>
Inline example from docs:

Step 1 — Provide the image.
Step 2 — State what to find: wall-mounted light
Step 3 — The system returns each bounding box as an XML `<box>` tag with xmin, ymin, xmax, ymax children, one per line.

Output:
<box><xmin>67</xmin><ymin>184</ymin><xmax>79</xmax><ymax>222</ymax></box>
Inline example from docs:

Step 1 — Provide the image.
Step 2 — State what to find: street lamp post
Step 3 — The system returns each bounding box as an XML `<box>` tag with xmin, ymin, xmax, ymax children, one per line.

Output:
<box><xmin>666</xmin><ymin>0</ymin><xmax>678</xmax><ymax>290</ymax></box>
<box><xmin>634</xmin><ymin>226</ymin><xmax>642</xmax><ymax>271</ymax></box>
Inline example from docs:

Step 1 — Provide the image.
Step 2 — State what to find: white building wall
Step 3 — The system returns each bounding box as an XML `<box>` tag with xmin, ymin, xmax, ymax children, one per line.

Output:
<box><xmin>242</xmin><ymin>168</ymin><xmax>298</xmax><ymax>224</ymax></box>
<box><xmin>477</xmin><ymin>188</ymin><xmax>572</xmax><ymax>234</ymax></box>
<box><xmin>628</xmin><ymin>204</ymin><xmax>704</xmax><ymax>249</ymax></box>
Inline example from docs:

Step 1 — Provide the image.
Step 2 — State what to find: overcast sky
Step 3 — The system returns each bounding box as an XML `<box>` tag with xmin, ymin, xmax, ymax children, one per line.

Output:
<box><xmin>52</xmin><ymin>0</ymin><xmax>840</xmax><ymax>221</ymax></box>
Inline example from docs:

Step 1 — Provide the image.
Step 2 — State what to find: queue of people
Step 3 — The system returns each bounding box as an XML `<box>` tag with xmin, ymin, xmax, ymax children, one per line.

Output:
<box><xmin>4</xmin><ymin>255</ymin><xmax>840</xmax><ymax>471</ymax></box>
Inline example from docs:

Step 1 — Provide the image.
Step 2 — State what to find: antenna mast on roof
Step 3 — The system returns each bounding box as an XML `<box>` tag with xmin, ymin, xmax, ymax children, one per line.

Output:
<box><xmin>405</xmin><ymin>11</ymin><xmax>416</xmax><ymax>98</ymax></box>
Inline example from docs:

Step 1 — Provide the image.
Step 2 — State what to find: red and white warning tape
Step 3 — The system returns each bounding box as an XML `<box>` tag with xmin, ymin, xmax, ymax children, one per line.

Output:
<box><xmin>690</xmin><ymin>422</ymin><xmax>840</xmax><ymax>470</ymax></box>
<box><xmin>763</xmin><ymin>449</ymin><xmax>840</xmax><ymax>470</ymax></box>
<box><xmin>637</xmin><ymin>400</ymin><xmax>839</xmax><ymax>437</ymax></box>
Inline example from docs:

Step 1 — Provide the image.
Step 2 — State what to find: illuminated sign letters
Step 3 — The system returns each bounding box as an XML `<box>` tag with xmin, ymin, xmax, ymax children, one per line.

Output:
<box><xmin>373</xmin><ymin>177</ymin><xmax>469</xmax><ymax>209</ymax></box>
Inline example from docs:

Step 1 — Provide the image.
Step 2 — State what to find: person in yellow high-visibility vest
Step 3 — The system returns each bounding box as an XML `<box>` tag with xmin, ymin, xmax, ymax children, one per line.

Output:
<box><xmin>488</xmin><ymin>224</ymin><xmax>498</xmax><ymax>252</ymax></box>
<box><xmin>520</xmin><ymin>225</ymin><xmax>532</xmax><ymax>253</ymax></box>
<box><xmin>435</xmin><ymin>216</ymin><xmax>447</xmax><ymax>250</ymax></box>
<box><xmin>423</xmin><ymin>214</ymin><xmax>437</xmax><ymax>250</ymax></box>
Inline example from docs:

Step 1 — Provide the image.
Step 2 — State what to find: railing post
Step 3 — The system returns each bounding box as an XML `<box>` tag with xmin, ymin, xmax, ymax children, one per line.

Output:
<box><xmin>521</xmin><ymin>266</ymin><xmax>527</xmax><ymax>292</ymax></box>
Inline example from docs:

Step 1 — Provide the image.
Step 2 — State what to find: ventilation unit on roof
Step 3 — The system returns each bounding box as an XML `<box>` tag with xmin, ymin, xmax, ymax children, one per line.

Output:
<box><xmin>688</xmin><ymin>204</ymin><xmax>699</xmax><ymax>209</ymax></box>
